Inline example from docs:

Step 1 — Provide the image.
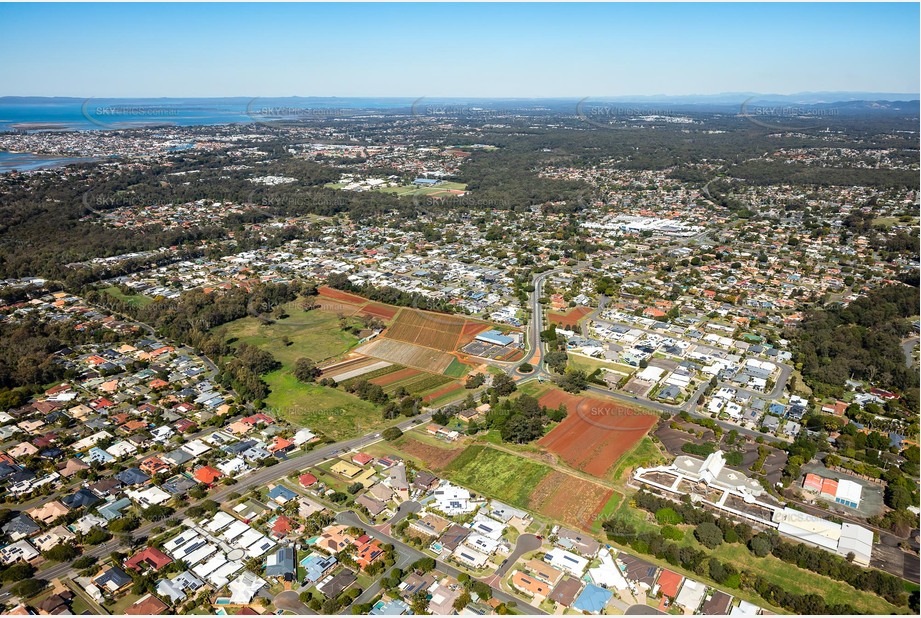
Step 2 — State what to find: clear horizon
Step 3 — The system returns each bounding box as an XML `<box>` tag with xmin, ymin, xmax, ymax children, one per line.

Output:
<box><xmin>1</xmin><ymin>2</ymin><xmax>919</xmax><ymax>98</ymax></box>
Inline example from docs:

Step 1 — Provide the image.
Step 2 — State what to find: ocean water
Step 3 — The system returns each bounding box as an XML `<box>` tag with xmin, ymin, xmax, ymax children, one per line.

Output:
<box><xmin>0</xmin><ymin>151</ymin><xmax>99</xmax><ymax>173</ymax></box>
<box><xmin>0</xmin><ymin>97</ymin><xmax>421</xmax><ymax>132</ymax></box>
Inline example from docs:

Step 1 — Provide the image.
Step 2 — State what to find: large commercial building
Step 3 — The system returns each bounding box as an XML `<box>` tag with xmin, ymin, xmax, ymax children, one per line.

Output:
<box><xmin>802</xmin><ymin>473</ymin><xmax>862</xmax><ymax>509</ymax></box>
<box><xmin>635</xmin><ymin>451</ymin><xmax>874</xmax><ymax>566</ymax></box>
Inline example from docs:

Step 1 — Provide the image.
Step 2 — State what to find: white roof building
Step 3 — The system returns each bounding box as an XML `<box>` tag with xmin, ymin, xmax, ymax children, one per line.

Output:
<box><xmin>545</xmin><ymin>547</ymin><xmax>588</xmax><ymax>575</ymax></box>
<box><xmin>674</xmin><ymin>579</ymin><xmax>707</xmax><ymax>613</ymax></box>
<box><xmin>432</xmin><ymin>482</ymin><xmax>476</xmax><ymax>515</ymax></box>
<box><xmin>588</xmin><ymin>548</ymin><xmax>629</xmax><ymax>590</ymax></box>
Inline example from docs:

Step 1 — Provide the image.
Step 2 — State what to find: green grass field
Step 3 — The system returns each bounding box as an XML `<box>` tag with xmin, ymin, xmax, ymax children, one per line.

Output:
<box><xmin>608</xmin><ymin>436</ymin><xmax>665</xmax><ymax>485</ymax></box>
<box><xmin>568</xmin><ymin>353</ymin><xmax>634</xmax><ymax>376</ymax></box>
<box><xmin>102</xmin><ymin>285</ymin><xmax>153</xmax><ymax>308</ymax></box>
<box><xmin>443</xmin><ymin>358</ymin><xmax>470</xmax><ymax>378</ymax></box>
<box><xmin>263</xmin><ymin>370</ymin><xmax>388</xmax><ymax>441</ymax></box>
<box><xmin>444</xmin><ymin>445</ymin><xmax>550</xmax><ymax>508</ymax></box>
<box><xmin>220</xmin><ymin>300</ymin><xmax>360</xmax><ymax>366</ymax></box>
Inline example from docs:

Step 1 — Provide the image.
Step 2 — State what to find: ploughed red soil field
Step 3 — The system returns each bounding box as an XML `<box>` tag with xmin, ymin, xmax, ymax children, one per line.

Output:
<box><xmin>537</xmin><ymin>388</ymin><xmax>658</xmax><ymax>477</ymax></box>
<box><xmin>369</xmin><ymin>367</ymin><xmax>420</xmax><ymax>386</ymax></box>
<box><xmin>317</xmin><ymin>285</ymin><xmax>370</xmax><ymax>305</ymax></box>
<box><xmin>548</xmin><ymin>306</ymin><xmax>593</xmax><ymax>327</ymax></box>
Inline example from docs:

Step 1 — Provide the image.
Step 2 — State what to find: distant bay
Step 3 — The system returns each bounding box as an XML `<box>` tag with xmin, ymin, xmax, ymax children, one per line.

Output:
<box><xmin>0</xmin><ymin>97</ymin><xmax>422</xmax><ymax>132</ymax></box>
<box><xmin>0</xmin><ymin>151</ymin><xmax>99</xmax><ymax>172</ymax></box>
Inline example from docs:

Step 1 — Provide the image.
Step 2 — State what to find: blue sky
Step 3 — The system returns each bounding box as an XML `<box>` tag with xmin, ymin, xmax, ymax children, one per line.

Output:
<box><xmin>1</xmin><ymin>2</ymin><xmax>918</xmax><ymax>97</ymax></box>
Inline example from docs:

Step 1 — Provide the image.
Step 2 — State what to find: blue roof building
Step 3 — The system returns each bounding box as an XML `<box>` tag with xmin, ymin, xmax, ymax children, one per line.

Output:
<box><xmin>572</xmin><ymin>583</ymin><xmax>613</xmax><ymax>614</ymax></box>
<box><xmin>475</xmin><ymin>330</ymin><xmax>514</xmax><ymax>346</ymax></box>
<box><xmin>98</xmin><ymin>497</ymin><xmax>133</xmax><ymax>521</ymax></box>
<box><xmin>370</xmin><ymin>599</ymin><xmax>412</xmax><ymax>615</ymax></box>
<box><xmin>301</xmin><ymin>552</ymin><xmax>337</xmax><ymax>584</ymax></box>
<box><xmin>267</xmin><ymin>485</ymin><xmax>297</xmax><ymax>503</ymax></box>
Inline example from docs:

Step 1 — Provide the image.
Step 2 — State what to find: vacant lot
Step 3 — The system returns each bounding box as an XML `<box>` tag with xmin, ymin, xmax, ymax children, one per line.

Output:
<box><xmin>422</xmin><ymin>381</ymin><xmax>466</xmax><ymax>404</ymax></box>
<box><xmin>396</xmin><ymin>436</ymin><xmax>466</xmax><ymax>471</ymax></box>
<box><xmin>357</xmin><ymin>337</ymin><xmax>455</xmax><ymax>373</ymax></box>
<box><xmin>102</xmin><ymin>285</ymin><xmax>153</xmax><ymax>308</ymax></box>
<box><xmin>264</xmin><ymin>370</ymin><xmax>387</xmax><ymax>441</ymax></box>
<box><xmin>317</xmin><ymin>285</ymin><xmax>369</xmax><ymax>305</ymax></box>
<box><xmin>385</xmin><ymin>308</ymin><xmax>466</xmax><ymax>351</ymax></box>
<box><xmin>445</xmin><ymin>445</ymin><xmax>551</xmax><ymax>507</ymax></box>
<box><xmin>220</xmin><ymin>300</ymin><xmax>359</xmax><ymax>366</ymax></box>
<box><xmin>548</xmin><ymin>306</ymin><xmax>593</xmax><ymax>327</ymax></box>
<box><xmin>528</xmin><ymin>470</ymin><xmax>616</xmax><ymax>531</ymax></box>
<box><xmin>537</xmin><ymin>388</ymin><xmax>658</xmax><ymax>477</ymax></box>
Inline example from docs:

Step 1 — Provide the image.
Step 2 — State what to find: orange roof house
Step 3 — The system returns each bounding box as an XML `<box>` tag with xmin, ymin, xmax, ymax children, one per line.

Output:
<box><xmin>355</xmin><ymin>539</ymin><xmax>385</xmax><ymax>570</ymax></box>
<box><xmin>140</xmin><ymin>456</ymin><xmax>171</xmax><ymax>476</ymax></box>
<box><xmin>512</xmin><ymin>571</ymin><xmax>550</xmax><ymax>598</ymax></box>
<box><xmin>657</xmin><ymin>569</ymin><xmax>684</xmax><ymax>598</ymax></box>
<box><xmin>193</xmin><ymin>466</ymin><xmax>224</xmax><ymax>485</ymax></box>
<box><xmin>269</xmin><ymin>437</ymin><xmax>294</xmax><ymax>453</ymax></box>
<box><xmin>125</xmin><ymin>593</ymin><xmax>169</xmax><ymax>615</ymax></box>
<box><xmin>125</xmin><ymin>547</ymin><xmax>172</xmax><ymax>572</ymax></box>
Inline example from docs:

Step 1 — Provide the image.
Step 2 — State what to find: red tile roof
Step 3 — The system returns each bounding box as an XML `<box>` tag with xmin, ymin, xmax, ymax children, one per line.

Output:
<box><xmin>657</xmin><ymin>569</ymin><xmax>684</xmax><ymax>598</ymax></box>
<box><xmin>125</xmin><ymin>547</ymin><xmax>173</xmax><ymax>572</ymax></box>
<box><xmin>193</xmin><ymin>466</ymin><xmax>224</xmax><ymax>485</ymax></box>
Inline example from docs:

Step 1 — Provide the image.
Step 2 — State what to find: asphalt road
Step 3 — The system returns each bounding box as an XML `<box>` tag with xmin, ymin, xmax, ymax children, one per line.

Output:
<box><xmin>625</xmin><ymin>603</ymin><xmax>665</xmax><ymax>615</ymax></box>
<box><xmin>335</xmin><ymin>511</ymin><xmax>546</xmax><ymax>614</ymax></box>
<box><xmin>490</xmin><ymin>533</ymin><xmax>542</xmax><ymax>581</ymax></box>
<box><xmin>273</xmin><ymin>589</ymin><xmax>316</xmax><ymax>615</ymax></box>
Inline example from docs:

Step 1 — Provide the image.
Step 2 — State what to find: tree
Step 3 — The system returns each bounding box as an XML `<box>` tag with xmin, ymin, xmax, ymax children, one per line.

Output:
<box><xmin>0</xmin><ymin>562</ymin><xmax>36</xmax><ymax>582</ymax></box>
<box><xmin>748</xmin><ymin>533</ymin><xmax>772</xmax><ymax>557</ymax></box>
<box><xmin>694</xmin><ymin>522</ymin><xmax>724</xmax><ymax>549</ymax></box>
<box><xmin>294</xmin><ymin>357</ymin><xmax>321</xmax><ymax>383</ymax></box>
<box><xmin>655</xmin><ymin>507</ymin><xmax>683</xmax><ymax>525</ymax></box>
<box><xmin>491</xmin><ymin>373</ymin><xmax>516</xmax><ymax>396</ymax></box>
<box><xmin>382</xmin><ymin>427</ymin><xmax>403</xmax><ymax>441</ymax></box>
<box><xmin>12</xmin><ymin>578</ymin><xmax>47</xmax><ymax>598</ymax></box>
<box><xmin>454</xmin><ymin>590</ymin><xmax>472</xmax><ymax>611</ymax></box>
<box><xmin>72</xmin><ymin>556</ymin><xmax>96</xmax><ymax>570</ymax></box>
<box><xmin>42</xmin><ymin>544</ymin><xmax>80</xmax><ymax>562</ymax></box>
<box><xmin>557</xmin><ymin>370</ymin><xmax>587</xmax><ymax>394</ymax></box>
<box><xmin>83</xmin><ymin>528</ymin><xmax>113</xmax><ymax>545</ymax></box>
<box><xmin>411</xmin><ymin>557</ymin><xmax>435</xmax><ymax>573</ymax></box>
<box><xmin>519</xmin><ymin>362</ymin><xmax>533</xmax><ymax>373</ymax></box>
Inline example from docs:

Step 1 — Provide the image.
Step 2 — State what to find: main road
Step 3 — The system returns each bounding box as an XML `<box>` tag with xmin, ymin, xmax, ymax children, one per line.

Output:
<box><xmin>508</xmin><ymin>266</ymin><xmax>778</xmax><ymax>440</ymax></box>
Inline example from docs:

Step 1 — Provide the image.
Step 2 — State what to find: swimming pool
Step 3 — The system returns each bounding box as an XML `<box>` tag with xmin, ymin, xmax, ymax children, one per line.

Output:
<box><xmin>216</xmin><ymin>609</ymin><xmax>227</xmax><ymax>616</ymax></box>
<box><xmin>215</xmin><ymin>598</ymin><xmax>232</xmax><ymax>605</ymax></box>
